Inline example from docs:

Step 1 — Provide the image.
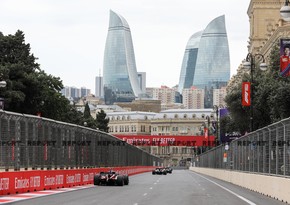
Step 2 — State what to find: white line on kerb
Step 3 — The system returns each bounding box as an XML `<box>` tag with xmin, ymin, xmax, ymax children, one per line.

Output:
<box><xmin>194</xmin><ymin>172</ymin><xmax>256</xmax><ymax>205</ymax></box>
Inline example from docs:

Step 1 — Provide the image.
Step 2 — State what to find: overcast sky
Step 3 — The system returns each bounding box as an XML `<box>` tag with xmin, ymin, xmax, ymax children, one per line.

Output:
<box><xmin>1</xmin><ymin>0</ymin><xmax>250</xmax><ymax>93</ymax></box>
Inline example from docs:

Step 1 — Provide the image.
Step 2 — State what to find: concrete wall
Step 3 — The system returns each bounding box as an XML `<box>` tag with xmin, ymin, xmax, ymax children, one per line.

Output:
<box><xmin>190</xmin><ymin>167</ymin><xmax>290</xmax><ymax>204</ymax></box>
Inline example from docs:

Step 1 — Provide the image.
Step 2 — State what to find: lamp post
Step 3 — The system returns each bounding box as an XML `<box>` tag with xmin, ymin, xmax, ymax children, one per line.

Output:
<box><xmin>213</xmin><ymin>105</ymin><xmax>219</xmax><ymax>144</ymax></box>
<box><xmin>0</xmin><ymin>81</ymin><xmax>7</xmax><ymax>110</ymax></box>
<box><xmin>243</xmin><ymin>53</ymin><xmax>267</xmax><ymax>132</ymax></box>
<box><xmin>280</xmin><ymin>0</ymin><xmax>290</xmax><ymax>21</ymax></box>
<box><xmin>205</xmin><ymin>116</ymin><xmax>210</xmax><ymax>149</ymax></box>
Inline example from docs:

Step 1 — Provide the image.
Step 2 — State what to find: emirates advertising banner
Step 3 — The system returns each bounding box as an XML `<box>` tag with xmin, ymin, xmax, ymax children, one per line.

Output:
<box><xmin>114</xmin><ymin>135</ymin><xmax>216</xmax><ymax>147</ymax></box>
<box><xmin>280</xmin><ymin>38</ymin><xmax>290</xmax><ymax>77</ymax></box>
<box><xmin>0</xmin><ymin>167</ymin><xmax>154</xmax><ymax>196</ymax></box>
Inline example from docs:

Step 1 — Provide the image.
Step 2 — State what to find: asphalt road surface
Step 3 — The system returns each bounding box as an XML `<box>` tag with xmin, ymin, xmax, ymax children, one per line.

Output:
<box><xmin>4</xmin><ymin>170</ymin><xmax>287</xmax><ymax>205</ymax></box>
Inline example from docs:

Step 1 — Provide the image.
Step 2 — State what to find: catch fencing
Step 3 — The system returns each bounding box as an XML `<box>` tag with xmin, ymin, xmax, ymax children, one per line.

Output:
<box><xmin>194</xmin><ymin>117</ymin><xmax>290</xmax><ymax>177</ymax></box>
<box><xmin>0</xmin><ymin>110</ymin><xmax>162</xmax><ymax>171</ymax></box>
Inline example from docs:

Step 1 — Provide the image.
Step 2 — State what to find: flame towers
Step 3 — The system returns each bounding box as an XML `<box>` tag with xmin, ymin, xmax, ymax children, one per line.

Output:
<box><xmin>178</xmin><ymin>15</ymin><xmax>230</xmax><ymax>108</ymax></box>
<box><xmin>103</xmin><ymin>10</ymin><xmax>144</xmax><ymax>105</ymax></box>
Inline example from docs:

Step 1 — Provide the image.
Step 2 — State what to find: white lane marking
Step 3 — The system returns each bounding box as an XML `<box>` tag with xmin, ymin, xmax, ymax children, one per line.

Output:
<box><xmin>194</xmin><ymin>172</ymin><xmax>256</xmax><ymax>205</ymax></box>
<box><xmin>133</xmin><ymin>203</ymin><xmax>138</xmax><ymax>205</ymax></box>
<box><xmin>154</xmin><ymin>182</ymin><xmax>157</xmax><ymax>185</ymax></box>
<box><xmin>0</xmin><ymin>185</ymin><xmax>93</xmax><ymax>204</ymax></box>
<box><xmin>143</xmin><ymin>193</ymin><xmax>147</xmax><ymax>196</ymax></box>
<box><xmin>149</xmin><ymin>187</ymin><xmax>153</xmax><ymax>189</ymax></box>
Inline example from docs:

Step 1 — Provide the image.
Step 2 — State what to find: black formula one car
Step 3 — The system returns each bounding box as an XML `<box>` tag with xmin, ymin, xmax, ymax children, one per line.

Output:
<box><xmin>152</xmin><ymin>167</ymin><xmax>167</xmax><ymax>175</ymax></box>
<box><xmin>94</xmin><ymin>171</ymin><xmax>129</xmax><ymax>186</ymax></box>
<box><xmin>165</xmin><ymin>167</ymin><xmax>173</xmax><ymax>174</ymax></box>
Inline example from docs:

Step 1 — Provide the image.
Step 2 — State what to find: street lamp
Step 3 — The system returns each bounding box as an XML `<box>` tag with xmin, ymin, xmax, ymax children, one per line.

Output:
<box><xmin>280</xmin><ymin>0</ymin><xmax>290</xmax><ymax>21</ymax></box>
<box><xmin>205</xmin><ymin>116</ymin><xmax>210</xmax><ymax>148</ymax></box>
<box><xmin>0</xmin><ymin>81</ymin><xmax>7</xmax><ymax>110</ymax></box>
<box><xmin>243</xmin><ymin>53</ymin><xmax>267</xmax><ymax>132</ymax></box>
<box><xmin>213</xmin><ymin>105</ymin><xmax>219</xmax><ymax>144</ymax></box>
<box><xmin>0</xmin><ymin>81</ymin><xmax>7</xmax><ymax>88</ymax></box>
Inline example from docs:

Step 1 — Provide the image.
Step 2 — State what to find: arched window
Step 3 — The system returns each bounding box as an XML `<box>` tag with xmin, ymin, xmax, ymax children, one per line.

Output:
<box><xmin>163</xmin><ymin>114</ymin><xmax>167</xmax><ymax>119</ymax></box>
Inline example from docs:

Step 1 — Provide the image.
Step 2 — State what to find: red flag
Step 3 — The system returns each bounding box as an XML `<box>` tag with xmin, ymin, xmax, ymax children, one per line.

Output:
<box><xmin>242</xmin><ymin>82</ymin><xmax>251</xmax><ymax>106</ymax></box>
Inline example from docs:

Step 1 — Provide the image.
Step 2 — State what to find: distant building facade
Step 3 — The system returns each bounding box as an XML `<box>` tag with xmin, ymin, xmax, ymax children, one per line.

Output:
<box><xmin>182</xmin><ymin>87</ymin><xmax>205</xmax><ymax>109</ymax></box>
<box><xmin>146</xmin><ymin>86</ymin><xmax>176</xmax><ymax>105</ymax></box>
<box><xmin>227</xmin><ymin>0</ymin><xmax>288</xmax><ymax>94</ymax></box>
<box><xmin>107</xmin><ymin>109</ymin><xmax>216</xmax><ymax>167</ymax></box>
<box><xmin>212</xmin><ymin>87</ymin><xmax>227</xmax><ymax>107</ymax></box>
<box><xmin>115</xmin><ymin>99</ymin><xmax>161</xmax><ymax>113</ymax></box>
<box><xmin>61</xmin><ymin>86</ymin><xmax>91</xmax><ymax>100</ymax></box>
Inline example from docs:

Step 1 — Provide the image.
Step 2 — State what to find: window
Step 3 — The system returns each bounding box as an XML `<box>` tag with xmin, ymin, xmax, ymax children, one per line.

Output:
<box><xmin>183</xmin><ymin>114</ymin><xmax>187</xmax><ymax>119</ymax></box>
<box><xmin>174</xmin><ymin>114</ymin><xmax>178</xmax><ymax>119</ymax></box>
<box><xmin>163</xmin><ymin>114</ymin><xmax>167</xmax><ymax>119</ymax></box>
<box><xmin>141</xmin><ymin>125</ymin><xmax>145</xmax><ymax>132</ymax></box>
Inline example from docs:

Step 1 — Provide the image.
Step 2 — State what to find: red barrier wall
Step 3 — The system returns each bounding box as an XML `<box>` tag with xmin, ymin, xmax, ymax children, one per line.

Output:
<box><xmin>0</xmin><ymin>166</ymin><xmax>154</xmax><ymax>196</ymax></box>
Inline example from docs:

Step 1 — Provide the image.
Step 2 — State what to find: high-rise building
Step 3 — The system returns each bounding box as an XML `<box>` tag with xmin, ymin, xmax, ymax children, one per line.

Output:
<box><xmin>137</xmin><ymin>72</ymin><xmax>146</xmax><ymax>93</ymax></box>
<box><xmin>182</xmin><ymin>87</ymin><xmax>205</xmax><ymax>109</ymax></box>
<box><xmin>146</xmin><ymin>86</ymin><xmax>175</xmax><ymax>105</ymax></box>
<box><xmin>178</xmin><ymin>31</ymin><xmax>202</xmax><ymax>94</ymax></box>
<box><xmin>213</xmin><ymin>87</ymin><xmax>227</xmax><ymax>107</ymax></box>
<box><xmin>95</xmin><ymin>76</ymin><xmax>104</xmax><ymax>98</ymax></box>
<box><xmin>61</xmin><ymin>86</ymin><xmax>91</xmax><ymax>100</ymax></box>
<box><xmin>178</xmin><ymin>15</ymin><xmax>230</xmax><ymax>108</ymax></box>
<box><xmin>103</xmin><ymin>10</ymin><xmax>144</xmax><ymax>105</ymax></box>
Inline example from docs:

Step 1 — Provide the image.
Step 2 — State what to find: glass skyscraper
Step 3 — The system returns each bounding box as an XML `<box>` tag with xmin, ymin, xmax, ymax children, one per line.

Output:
<box><xmin>103</xmin><ymin>10</ymin><xmax>144</xmax><ymax>105</ymax></box>
<box><xmin>178</xmin><ymin>15</ymin><xmax>230</xmax><ymax>108</ymax></box>
<box><xmin>178</xmin><ymin>31</ymin><xmax>203</xmax><ymax>94</ymax></box>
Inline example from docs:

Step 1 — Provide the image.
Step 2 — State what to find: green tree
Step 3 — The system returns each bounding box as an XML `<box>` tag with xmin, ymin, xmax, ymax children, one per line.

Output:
<box><xmin>0</xmin><ymin>30</ymin><xmax>84</xmax><ymax>124</ymax></box>
<box><xmin>225</xmin><ymin>40</ymin><xmax>290</xmax><ymax>133</ymax></box>
<box><xmin>95</xmin><ymin>109</ymin><xmax>109</xmax><ymax>132</ymax></box>
<box><xmin>83</xmin><ymin>102</ymin><xmax>96</xmax><ymax>129</ymax></box>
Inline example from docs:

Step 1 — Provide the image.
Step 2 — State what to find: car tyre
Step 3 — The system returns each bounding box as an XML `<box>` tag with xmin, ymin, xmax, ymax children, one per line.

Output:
<box><xmin>94</xmin><ymin>175</ymin><xmax>100</xmax><ymax>185</ymax></box>
<box><xmin>124</xmin><ymin>175</ymin><xmax>129</xmax><ymax>185</ymax></box>
<box><xmin>116</xmin><ymin>176</ymin><xmax>124</xmax><ymax>186</ymax></box>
